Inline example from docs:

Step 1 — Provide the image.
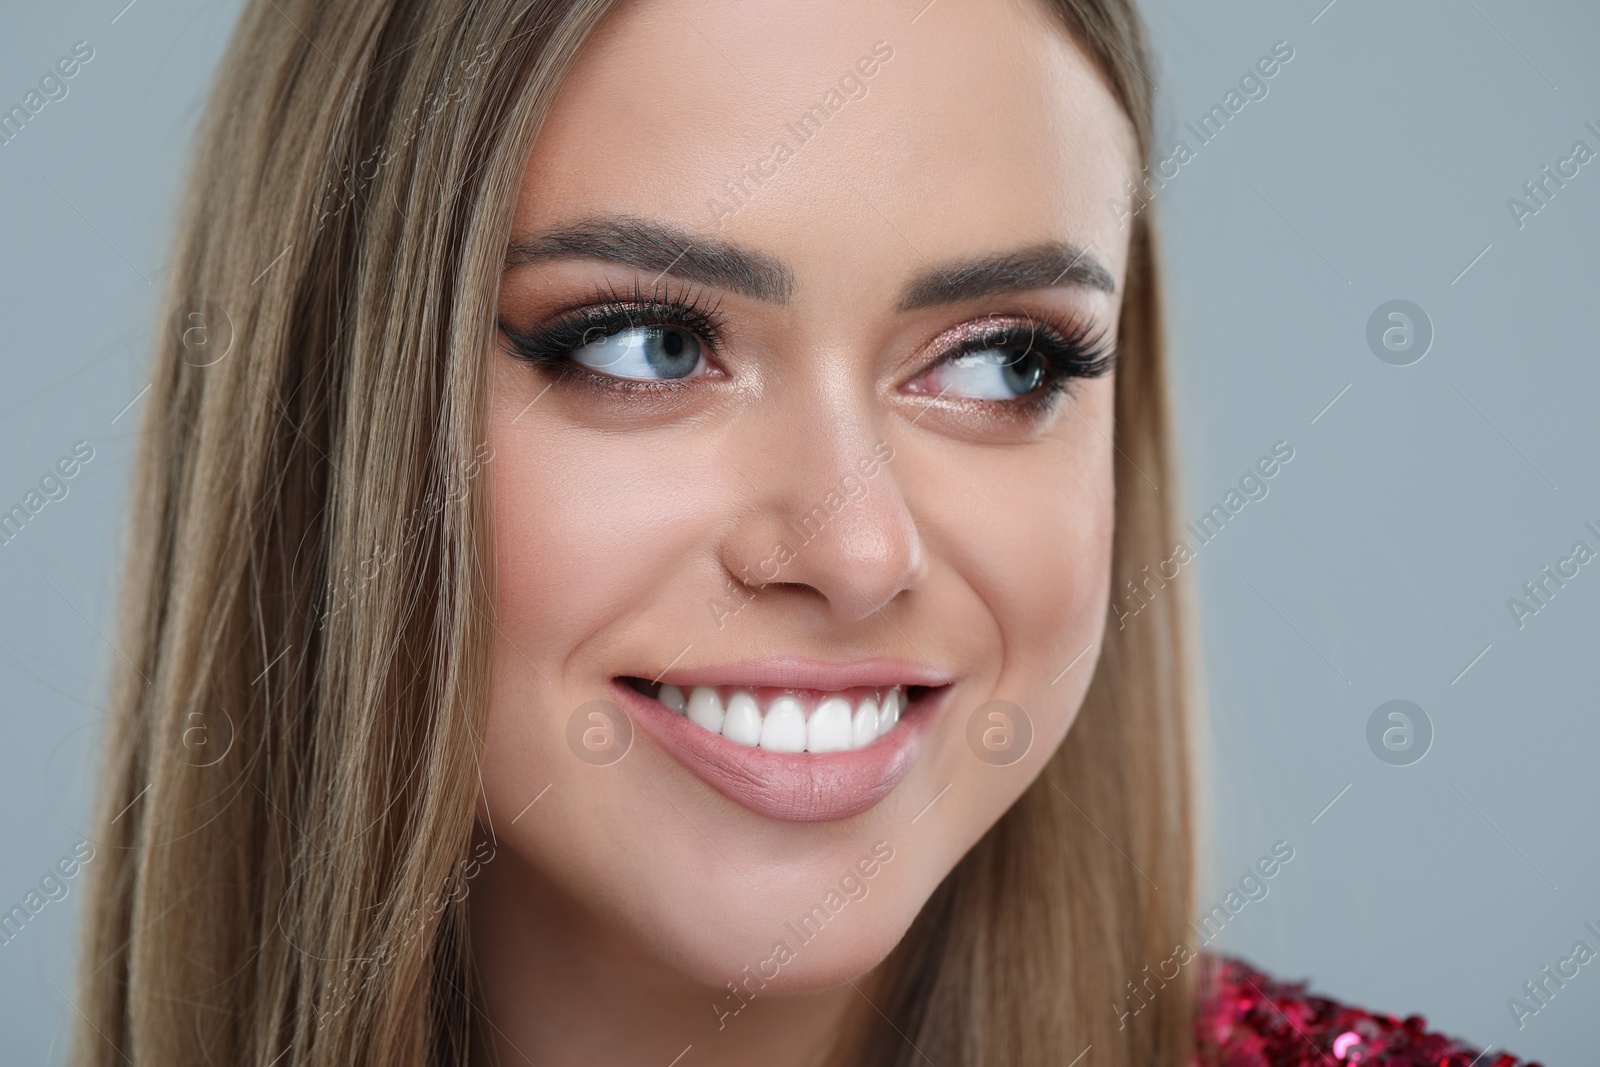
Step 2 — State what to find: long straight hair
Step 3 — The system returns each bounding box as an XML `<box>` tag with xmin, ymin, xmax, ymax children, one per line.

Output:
<box><xmin>71</xmin><ymin>1</ymin><xmax>1196</xmax><ymax>1064</ymax></box>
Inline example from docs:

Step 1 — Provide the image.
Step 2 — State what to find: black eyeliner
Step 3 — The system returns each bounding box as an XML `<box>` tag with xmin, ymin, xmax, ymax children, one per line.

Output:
<box><xmin>934</xmin><ymin>313</ymin><xmax>1119</xmax><ymax>411</ymax></box>
<box><xmin>500</xmin><ymin>280</ymin><xmax>727</xmax><ymax>377</ymax></box>
<box><xmin>501</xmin><ymin>287</ymin><xmax>1113</xmax><ymax>414</ymax></box>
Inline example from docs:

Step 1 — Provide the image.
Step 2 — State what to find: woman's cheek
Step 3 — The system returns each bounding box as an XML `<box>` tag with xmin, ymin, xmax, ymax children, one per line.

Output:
<box><xmin>969</xmin><ymin>459</ymin><xmax>1113</xmax><ymax>661</ymax></box>
<box><xmin>487</xmin><ymin>434</ymin><xmax>674</xmax><ymax>639</ymax></box>
<box><xmin>945</xmin><ymin>440</ymin><xmax>1115</xmax><ymax>756</ymax></box>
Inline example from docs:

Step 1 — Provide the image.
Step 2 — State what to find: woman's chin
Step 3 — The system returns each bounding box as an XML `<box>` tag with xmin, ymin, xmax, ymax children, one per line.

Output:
<box><xmin>651</xmin><ymin>914</ymin><xmax>909</xmax><ymax>999</ymax></box>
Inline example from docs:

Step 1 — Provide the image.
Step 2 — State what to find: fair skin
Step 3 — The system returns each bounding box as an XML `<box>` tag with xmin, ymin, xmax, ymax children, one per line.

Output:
<box><xmin>472</xmin><ymin>0</ymin><xmax>1136</xmax><ymax>1063</ymax></box>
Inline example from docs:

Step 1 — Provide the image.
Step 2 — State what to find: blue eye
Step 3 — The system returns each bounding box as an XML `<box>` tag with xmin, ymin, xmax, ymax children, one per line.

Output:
<box><xmin>570</xmin><ymin>325</ymin><xmax>707</xmax><ymax>381</ymax></box>
<box><xmin>926</xmin><ymin>346</ymin><xmax>1047</xmax><ymax>400</ymax></box>
<box><xmin>908</xmin><ymin>316</ymin><xmax>1116</xmax><ymax>409</ymax></box>
<box><xmin>502</xmin><ymin>289</ymin><xmax>725</xmax><ymax>386</ymax></box>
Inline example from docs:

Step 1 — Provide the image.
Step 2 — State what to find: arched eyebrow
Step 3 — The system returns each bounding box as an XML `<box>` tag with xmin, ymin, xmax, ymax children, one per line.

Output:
<box><xmin>505</xmin><ymin>217</ymin><xmax>1114</xmax><ymax>310</ymax></box>
<box><xmin>505</xmin><ymin>216</ymin><xmax>796</xmax><ymax>304</ymax></box>
<box><xmin>896</xmin><ymin>242</ymin><xmax>1116</xmax><ymax>311</ymax></box>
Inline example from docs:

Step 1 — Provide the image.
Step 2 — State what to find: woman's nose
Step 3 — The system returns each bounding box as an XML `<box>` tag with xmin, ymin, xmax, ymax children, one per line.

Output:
<box><xmin>715</xmin><ymin>426</ymin><xmax>926</xmax><ymax>624</ymax></box>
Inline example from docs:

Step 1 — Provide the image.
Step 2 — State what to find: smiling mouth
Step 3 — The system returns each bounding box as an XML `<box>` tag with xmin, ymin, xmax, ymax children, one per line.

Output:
<box><xmin>610</xmin><ymin>659</ymin><xmax>954</xmax><ymax>821</ymax></box>
<box><xmin>620</xmin><ymin>679</ymin><xmax>934</xmax><ymax>753</ymax></box>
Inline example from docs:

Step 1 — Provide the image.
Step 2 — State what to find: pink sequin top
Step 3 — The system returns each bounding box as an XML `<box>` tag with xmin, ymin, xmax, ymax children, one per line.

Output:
<box><xmin>1196</xmin><ymin>956</ymin><xmax>1540</xmax><ymax>1067</ymax></box>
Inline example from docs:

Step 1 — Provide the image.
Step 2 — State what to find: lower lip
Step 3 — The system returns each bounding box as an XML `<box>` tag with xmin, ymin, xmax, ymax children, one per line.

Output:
<box><xmin>611</xmin><ymin>681</ymin><xmax>947</xmax><ymax>822</ymax></box>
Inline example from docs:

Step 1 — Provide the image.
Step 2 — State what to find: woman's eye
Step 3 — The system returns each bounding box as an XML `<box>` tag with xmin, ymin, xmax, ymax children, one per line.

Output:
<box><xmin>569</xmin><ymin>325</ymin><xmax>708</xmax><ymax>381</ymax></box>
<box><xmin>922</xmin><ymin>345</ymin><xmax>1048</xmax><ymax>400</ymax></box>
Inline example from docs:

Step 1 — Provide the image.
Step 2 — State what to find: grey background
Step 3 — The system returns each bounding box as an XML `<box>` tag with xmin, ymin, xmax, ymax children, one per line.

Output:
<box><xmin>0</xmin><ymin>0</ymin><xmax>1595</xmax><ymax>1062</ymax></box>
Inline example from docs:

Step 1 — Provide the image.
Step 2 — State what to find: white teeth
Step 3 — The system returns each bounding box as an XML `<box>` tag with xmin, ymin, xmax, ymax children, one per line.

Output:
<box><xmin>759</xmin><ymin>696</ymin><xmax>807</xmax><ymax>752</ymax></box>
<box><xmin>878</xmin><ymin>690</ymin><xmax>900</xmax><ymax>737</ymax></box>
<box><xmin>686</xmin><ymin>686</ymin><xmax>725</xmax><ymax>734</ymax></box>
<box><xmin>722</xmin><ymin>691</ymin><xmax>763</xmax><ymax>746</ymax></box>
<box><xmin>851</xmin><ymin>698</ymin><xmax>878</xmax><ymax>748</ymax></box>
<box><xmin>668</xmin><ymin>684</ymin><xmax>909</xmax><ymax>752</ymax></box>
<box><xmin>807</xmin><ymin>696</ymin><xmax>853</xmax><ymax>753</ymax></box>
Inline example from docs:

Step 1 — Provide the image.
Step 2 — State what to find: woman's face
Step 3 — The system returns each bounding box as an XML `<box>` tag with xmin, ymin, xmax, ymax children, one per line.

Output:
<box><xmin>479</xmin><ymin>0</ymin><xmax>1135</xmax><ymax>996</ymax></box>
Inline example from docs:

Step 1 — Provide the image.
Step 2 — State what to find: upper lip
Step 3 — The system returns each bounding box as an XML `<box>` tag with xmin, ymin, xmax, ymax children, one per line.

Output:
<box><xmin>641</xmin><ymin>655</ymin><xmax>954</xmax><ymax>693</ymax></box>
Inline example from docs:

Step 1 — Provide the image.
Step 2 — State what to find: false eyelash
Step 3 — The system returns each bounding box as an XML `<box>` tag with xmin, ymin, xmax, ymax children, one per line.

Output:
<box><xmin>944</xmin><ymin>312</ymin><xmax>1119</xmax><ymax>383</ymax></box>
<box><xmin>499</xmin><ymin>289</ymin><xmax>1116</xmax><ymax>411</ymax></box>
<box><xmin>499</xmin><ymin>280</ymin><xmax>729</xmax><ymax>377</ymax></box>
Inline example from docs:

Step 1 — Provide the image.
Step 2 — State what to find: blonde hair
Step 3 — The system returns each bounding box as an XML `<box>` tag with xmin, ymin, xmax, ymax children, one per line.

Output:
<box><xmin>72</xmin><ymin>1</ymin><xmax>1196</xmax><ymax>1065</ymax></box>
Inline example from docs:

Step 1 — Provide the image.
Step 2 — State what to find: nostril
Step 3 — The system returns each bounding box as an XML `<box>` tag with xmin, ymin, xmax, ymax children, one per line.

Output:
<box><xmin>755</xmin><ymin>580</ymin><xmax>814</xmax><ymax>596</ymax></box>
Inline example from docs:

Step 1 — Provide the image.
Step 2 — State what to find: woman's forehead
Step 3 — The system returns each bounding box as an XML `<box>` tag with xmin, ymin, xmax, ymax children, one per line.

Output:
<box><xmin>512</xmin><ymin>0</ymin><xmax>1137</xmax><ymax>301</ymax></box>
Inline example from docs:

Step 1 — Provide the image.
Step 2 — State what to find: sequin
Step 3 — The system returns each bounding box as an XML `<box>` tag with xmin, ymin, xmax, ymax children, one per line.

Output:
<box><xmin>1194</xmin><ymin>956</ymin><xmax>1542</xmax><ymax>1067</ymax></box>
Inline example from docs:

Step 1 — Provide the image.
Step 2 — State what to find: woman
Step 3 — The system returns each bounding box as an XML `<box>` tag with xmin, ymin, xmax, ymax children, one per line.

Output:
<box><xmin>71</xmin><ymin>0</ymin><xmax>1535</xmax><ymax>1064</ymax></box>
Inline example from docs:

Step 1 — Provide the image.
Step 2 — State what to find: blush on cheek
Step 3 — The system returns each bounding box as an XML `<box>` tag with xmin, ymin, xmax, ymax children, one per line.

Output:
<box><xmin>1011</xmin><ymin>507</ymin><xmax>1113</xmax><ymax>667</ymax></box>
<box><xmin>487</xmin><ymin>405</ymin><xmax>735</xmax><ymax>652</ymax></box>
<box><xmin>490</xmin><ymin>459</ymin><xmax>666</xmax><ymax>640</ymax></box>
<box><xmin>983</xmin><ymin>455</ymin><xmax>1115</xmax><ymax>669</ymax></box>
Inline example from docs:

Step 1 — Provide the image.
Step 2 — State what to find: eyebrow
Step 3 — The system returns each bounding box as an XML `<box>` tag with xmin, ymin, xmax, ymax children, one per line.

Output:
<box><xmin>505</xmin><ymin>217</ymin><xmax>1114</xmax><ymax>311</ymax></box>
<box><xmin>897</xmin><ymin>242</ymin><xmax>1116</xmax><ymax>310</ymax></box>
<box><xmin>505</xmin><ymin>216</ymin><xmax>796</xmax><ymax>304</ymax></box>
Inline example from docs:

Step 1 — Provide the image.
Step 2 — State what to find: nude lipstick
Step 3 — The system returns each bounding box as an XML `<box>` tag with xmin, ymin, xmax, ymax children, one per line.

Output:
<box><xmin>610</xmin><ymin>656</ymin><xmax>953</xmax><ymax>822</ymax></box>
